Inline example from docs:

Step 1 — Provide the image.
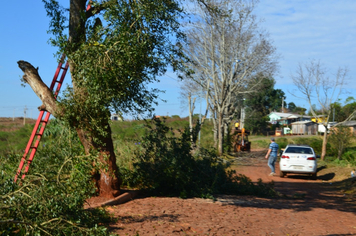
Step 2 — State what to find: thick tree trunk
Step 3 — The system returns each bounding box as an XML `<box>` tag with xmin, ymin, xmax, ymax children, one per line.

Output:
<box><xmin>18</xmin><ymin>61</ymin><xmax>121</xmax><ymax>198</ymax></box>
<box><xmin>77</xmin><ymin>124</ymin><xmax>121</xmax><ymax>198</ymax></box>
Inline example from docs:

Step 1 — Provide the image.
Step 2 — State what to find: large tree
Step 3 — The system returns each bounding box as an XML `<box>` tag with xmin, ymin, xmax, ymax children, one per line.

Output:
<box><xmin>17</xmin><ymin>0</ymin><xmax>186</xmax><ymax>197</ymax></box>
<box><xmin>244</xmin><ymin>77</ymin><xmax>285</xmax><ymax>133</ymax></box>
<box><xmin>330</xmin><ymin>97</ymin><xmax>356</xmax><ymax>122</ymax></box>
<box><xmin>181</xmin><ymin>0</ymin><xmax>278</xmax><ymax>154</ymax></box>
<box><xmin>291</xmin><ymin>60</ymin><xmax>348</xmax><ymax>160</ymax></box>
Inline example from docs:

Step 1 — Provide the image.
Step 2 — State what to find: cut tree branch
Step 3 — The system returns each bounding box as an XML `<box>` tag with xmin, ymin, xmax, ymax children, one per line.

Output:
<box><xmin>17</xmin><ymin>60</ymin><xmax>59</xmax><ymax>116</ymax></box>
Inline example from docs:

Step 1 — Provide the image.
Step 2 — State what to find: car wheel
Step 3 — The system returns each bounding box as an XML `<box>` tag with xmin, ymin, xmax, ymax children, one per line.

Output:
<box><xmin>311</xmin><ymin>173</ymin><xmax>317</xmax><ymax>180</ymax></box>
<box><xmin>279</xmin><ymin>171</ymin><xmax>285</xmax><ymax>178</ymax></box>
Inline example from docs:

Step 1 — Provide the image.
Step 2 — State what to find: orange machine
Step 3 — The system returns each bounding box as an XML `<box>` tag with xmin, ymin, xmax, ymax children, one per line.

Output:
<box><xmin>233</xmin><ymin>128</ymin><xmax>251</xmax><ymax>152</ymax></box>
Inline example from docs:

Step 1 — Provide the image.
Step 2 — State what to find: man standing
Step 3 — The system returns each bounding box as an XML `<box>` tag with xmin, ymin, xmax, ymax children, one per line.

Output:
<box><xmin>265</xmin><ymin>137</ymin><xmax>279</xmax><ymax>176</ymax></box>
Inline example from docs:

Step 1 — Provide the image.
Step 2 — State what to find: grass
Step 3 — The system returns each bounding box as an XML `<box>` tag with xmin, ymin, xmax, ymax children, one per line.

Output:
<box><xmin>2</xmin><ymin>116</ymin><xmax>356</xmax><ymax>193</ymax></box>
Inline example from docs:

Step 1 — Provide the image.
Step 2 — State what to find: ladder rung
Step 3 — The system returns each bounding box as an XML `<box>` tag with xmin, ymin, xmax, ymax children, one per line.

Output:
<box><xmin>30</xmin><ymin>146</ymin><xmax>38</xmax><ymax>149</ymax></box>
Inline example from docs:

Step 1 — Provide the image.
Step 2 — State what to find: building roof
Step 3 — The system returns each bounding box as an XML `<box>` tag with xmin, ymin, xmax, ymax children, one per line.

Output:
<box><xmin>269</xmin><ymin>112</ymin><xmax>293</xmax><ymax>118</ymax></box>
<box><xmin>291</xmin><ymin>121</ymin><xmax>317</xmax><ymax>125</ymax></box>
<box><xmin>269</xmin><ymin>112</ymin><xmax>311</xmax><ymax>120</ymax></box>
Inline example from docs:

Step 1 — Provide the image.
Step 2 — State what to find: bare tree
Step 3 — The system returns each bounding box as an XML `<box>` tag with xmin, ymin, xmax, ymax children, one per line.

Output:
<box><xmin>182</xmin><ymin>0</ymin><xmax>278</xmax><ymax>154</ymax></box>
<box><xmin>291</xmin><ymin>60</ymin><xmax>349</xmax><ymax>160</ymax></box>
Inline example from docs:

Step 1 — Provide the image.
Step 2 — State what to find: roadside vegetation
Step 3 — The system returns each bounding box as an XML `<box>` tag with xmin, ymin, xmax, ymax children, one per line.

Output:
<box><xmin>0</xmin><ymin>119</ymin><xmax>111</xmax><ymax>235</ymax></box>
<box><xmin>0</xmin><ymin>117</ymin><xmax>275</xmax><ymax>235</ymax></box>
<box><xmin>1</xmin><ymin>116</ymin><xmax>356</xmax><ymax>234</ymax></box>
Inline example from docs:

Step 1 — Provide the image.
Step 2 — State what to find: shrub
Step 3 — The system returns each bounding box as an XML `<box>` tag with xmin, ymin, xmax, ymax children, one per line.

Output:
<box><xmin>0</xmin><ymin>119</ymin><xmax>111</xmax><ymax>235</ymax></box>
<box><xmin>328</xmin><ymin>126</ymin><xmax>355</xmax><ymax>160</ymax></box>
<box><xmin>341</xmin><ymin>150</ymin><xmax>356</xmax><ymax>165</ymax></box>
<box><xmin>119</xmin><ymin>118</ymin><xmax>276</xmax><ymax>198</ymax></box>
<box><xmin>276</xmin><ymin>137</ymin><xmax>288</xmax><ymax>149</ymax></box>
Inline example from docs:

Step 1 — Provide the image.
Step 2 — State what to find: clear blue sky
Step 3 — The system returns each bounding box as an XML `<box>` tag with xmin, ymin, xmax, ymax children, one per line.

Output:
<box><xmin>0</xmin><ymin>0</ymin><xmax>355</xmax><ymax>119</ymax></box>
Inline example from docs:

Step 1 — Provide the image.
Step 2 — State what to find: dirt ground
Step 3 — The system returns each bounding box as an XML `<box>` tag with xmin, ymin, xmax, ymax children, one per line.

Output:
<box><xmin>90</xmin><ymin>149</ymin><xmax>356</xmax><ymax>236</ymax></box>
<box><xmin>0</xmin><ymin>117</ymin><xmax>36</xmax><ymax>131</ymax></box>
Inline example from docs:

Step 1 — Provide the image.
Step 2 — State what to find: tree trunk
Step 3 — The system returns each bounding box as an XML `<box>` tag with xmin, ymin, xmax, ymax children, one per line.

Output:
<box><xmin>218</xmin><ymin>112</ymin><xmax>224</xmax><ymax>155</ymax></box>
<box><xmin>18</xmin><ymin>61</ymin><xmax>121</xmax><ymax>198</ymax></box>
<box><xmin>77</xmin><ymin>123</ymin><xmax>121</xmax><ymax>198</ymax></box>
<box><xmin>321</xmin><ymin>130</ymin><xmax>328</xmax><ymax>160</ymax></box>
<box><xmin>188</xmin><ymin>93</ymin><xmax>197</xmax><ymax>147</ymax></box>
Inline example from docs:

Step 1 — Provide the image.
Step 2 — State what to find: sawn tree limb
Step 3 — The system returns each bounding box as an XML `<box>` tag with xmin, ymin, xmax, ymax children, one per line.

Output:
<box><xmin>17</xmin><ymin>60</ymin><xmax>59</xmax><ymax>116</ymax></box>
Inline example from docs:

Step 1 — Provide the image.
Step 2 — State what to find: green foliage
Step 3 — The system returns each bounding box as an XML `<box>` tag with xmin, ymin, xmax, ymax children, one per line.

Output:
<box><xmin>286</xmin><ymin>137</ymin><xmax>325</xmax><ymax>155</ymax></box>
<box><xmin>328</xmin><ymin>126</ymin><xmax>355</xmax><ymax>160</ymax></box>
<box><xmin>330</xmin><ymin>97</ymin><xmax>356</xmax><ymax>122</ymax></box>
<box><xmin>244</xmin><ymin>110</ymin><xmax>269</xmax><ymax>134</ymax></box>
<box><xmin>275</xmin><ymin>137</ymin><xmax>288</xmax><ymax>149</ymax></box>
<box><xmin>119</xmin><ymin>118</ymin><xmax>276</xmax><ymax>198</ymax></box>
<box><xmin>42</xmin><ymin>0</ymin><xmax>188</xmax><ymax>140</ymax></box>
<box><xmin>288</xmin><ymin>102</ymin><xmax>306</xmax><ymax>114</ymax></box>
<box><xmin>243</xmin><ymin>77</ymin><xmax>287</xmax><ymax>133</ymax></box>
<box><xmin>245</xmin><ymin>77</ymin><xmax>286</xmax><ymax>115</ymax></box>
<box><xmin>341</xmin><ymin>150</ymin><xmax>356</xmax><ymax>165</ymax></box>
<box><xmin>0</xmin><ymin>120</ymin><xmax>111</xmax><ymax>235</ymax></box>
<box><xmin>111</xmin><ymin>120</ymin><xmax>147</xmax><ymax>140</ymax></box>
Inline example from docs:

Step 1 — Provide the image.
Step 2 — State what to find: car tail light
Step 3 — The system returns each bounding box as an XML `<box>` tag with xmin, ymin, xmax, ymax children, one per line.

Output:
<box><xmin>307</xmin><ymin>157</ymin><xmax>316</xmax><ymax>160</ymax></box>
<box><xmin>281</xmin><ymin>155</ymin><xmax>289</xmax><ymax>159</ymax></box>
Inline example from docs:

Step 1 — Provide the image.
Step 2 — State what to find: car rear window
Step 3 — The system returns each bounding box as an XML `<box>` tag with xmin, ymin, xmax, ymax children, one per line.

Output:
<box><xmin>285</xmin><ymin>147</ymin><xmax>313</xmax><ymax>154</ymax></box>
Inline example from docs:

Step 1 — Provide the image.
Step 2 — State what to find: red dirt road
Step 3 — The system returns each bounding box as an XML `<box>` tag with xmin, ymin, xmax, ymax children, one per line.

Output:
<box><xmin>93</xmin><ymin>150</ymin><xmax>356</xmax><ymax>236</ymax></box>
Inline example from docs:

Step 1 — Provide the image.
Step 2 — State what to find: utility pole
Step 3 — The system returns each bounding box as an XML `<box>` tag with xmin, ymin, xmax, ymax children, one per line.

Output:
<box><xmin>282</xmin><ymin>97</ymin><xmax>284</xmax><ymax>112</ymax></box>
<box><xmin>240</xmin><ymin>98</ymin><xmax>245</xmax><ymax>129</ymax></box>
<box><xmin>24</xmin><ymin>106</ymin><xmax>28</xmax><ymax>125</ymax></box>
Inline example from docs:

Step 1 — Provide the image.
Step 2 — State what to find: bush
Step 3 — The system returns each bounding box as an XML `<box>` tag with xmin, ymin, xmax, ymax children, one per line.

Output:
<box><xmin>341</xmin><ymin>150</ymin><xmax>356</xmax><ymax>165</ymax></box>
<box><xmin>119</xmin><ymin>118</ymin><xmax>276</xmax><ymax>198</ymax></box>
<box><xmin>0</xmin><ymin>119</ymin><xmax>111</xmax><ymax>235</ymax></box>
<box><xmin>328</xmin><ymin>126</ymin><xmax>355</xmax><ymax>160</ymax></box>
<box><xmin>276</xmin><ymin>137</ymin><xmax>288</xmax><ymax>149</ymax></box>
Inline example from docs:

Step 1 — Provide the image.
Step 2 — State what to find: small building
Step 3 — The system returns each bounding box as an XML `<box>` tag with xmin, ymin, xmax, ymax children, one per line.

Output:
<box><xmin>111</xmin><ymin>114</ymin><xmax>123</xmax><ymax>121</ymax></box>
<box><xmin>318</xmin><ymin>122</ymin><xmax>337</xmax><ymax>134</ymax></box>
<box><xmin>291</xmin><ymin>121</ymin><xmax>318</xmax><ymax>135</ymax></box>
<box><xmin>268</xmin><ymin>112</ymin><xmax>311</xmax><ymax>125</ymax></box>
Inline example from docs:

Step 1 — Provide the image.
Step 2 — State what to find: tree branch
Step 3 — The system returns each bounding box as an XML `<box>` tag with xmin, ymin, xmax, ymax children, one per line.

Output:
<box><xmin>17</xmin><ymin>60</ymin><xmax>59</xmax><ymax>116</ymax></box>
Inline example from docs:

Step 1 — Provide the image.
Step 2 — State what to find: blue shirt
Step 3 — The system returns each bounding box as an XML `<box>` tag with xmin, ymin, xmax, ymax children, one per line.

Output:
<box><xmin>269</xmin><ymin>142</ymin><xmax>279</xmax><ymax>157</ymax></box>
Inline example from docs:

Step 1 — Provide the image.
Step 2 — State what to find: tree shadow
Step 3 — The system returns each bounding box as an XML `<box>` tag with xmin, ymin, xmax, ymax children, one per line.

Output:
<box><xmin>216</xmin><ymin>177</ymin><xmax>356</xmax><ymax>214</ymax></box>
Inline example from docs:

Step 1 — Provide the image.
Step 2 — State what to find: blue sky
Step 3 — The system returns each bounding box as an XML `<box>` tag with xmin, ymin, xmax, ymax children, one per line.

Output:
<box><xmin>0</xmin><ymin>0</ymin><xmax>355</xmax><ymax>119</ymax></box>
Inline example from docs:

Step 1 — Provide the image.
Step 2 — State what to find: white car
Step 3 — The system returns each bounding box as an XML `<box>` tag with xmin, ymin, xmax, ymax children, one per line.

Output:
<box><xmin>279</xmin><ymin>145</ymin><xmax>318</xmax><ymax>179</ymax></box>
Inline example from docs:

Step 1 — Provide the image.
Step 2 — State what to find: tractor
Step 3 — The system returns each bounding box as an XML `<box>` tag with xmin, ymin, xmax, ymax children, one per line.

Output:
<box><xmin>233</xmin><ymin>128</ymin><xmax>251</xmax><ymax>152</ymax></box>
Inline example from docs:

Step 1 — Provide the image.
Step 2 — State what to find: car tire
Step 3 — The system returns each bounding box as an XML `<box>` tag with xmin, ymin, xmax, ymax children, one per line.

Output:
<box><xmin>311</xmin><ymin>173</ymin><xmax>317</xmax><ymax>180</ymax></box>
<box><xmin>279</xmin><ymin>171</ymin><xmax>285</xmax><ymax>178</ymax></box>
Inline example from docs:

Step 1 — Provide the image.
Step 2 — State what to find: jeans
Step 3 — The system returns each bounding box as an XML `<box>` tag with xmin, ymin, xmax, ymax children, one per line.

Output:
<box><xmin>268</xmin><ymin>155</ymin><xmax>277</xmax><ymax>173</ymax></box>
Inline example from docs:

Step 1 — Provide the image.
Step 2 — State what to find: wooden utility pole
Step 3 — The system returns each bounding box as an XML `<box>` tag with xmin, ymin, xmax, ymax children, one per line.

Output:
<box><xmin>23</xmin><ymin>106</ymin><xmax>28</xmax><ymax>125</ymax></box>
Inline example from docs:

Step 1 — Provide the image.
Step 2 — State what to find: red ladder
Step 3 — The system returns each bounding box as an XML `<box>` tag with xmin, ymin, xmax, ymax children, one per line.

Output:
<box><xmin>14</xmin><ymin>55</ymin><xmax>69</xmax><ymax>182</ymax></box>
